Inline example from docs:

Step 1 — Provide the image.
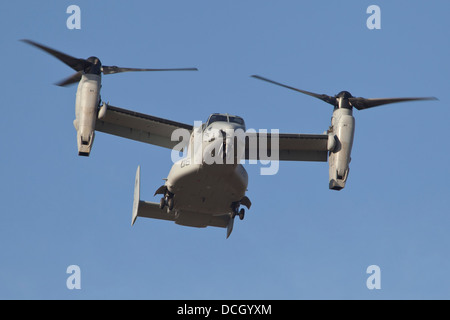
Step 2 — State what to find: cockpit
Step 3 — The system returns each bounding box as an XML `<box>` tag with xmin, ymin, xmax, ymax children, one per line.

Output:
<box><xmin>206</xmin><ymin>113</ymin><xmax>246</xmax><ymax>129</ymax></box>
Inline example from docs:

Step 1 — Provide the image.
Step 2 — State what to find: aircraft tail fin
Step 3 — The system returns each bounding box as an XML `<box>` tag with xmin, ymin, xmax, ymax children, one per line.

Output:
<box><xmin>131</xmin><ymin>165</ymin><xmax>141</xmax><ymax>226</ymax></box>
<box><xmin>226</xmin><ymin>216</ymin><xmax>234</xmax><ymax>239</ymax></box>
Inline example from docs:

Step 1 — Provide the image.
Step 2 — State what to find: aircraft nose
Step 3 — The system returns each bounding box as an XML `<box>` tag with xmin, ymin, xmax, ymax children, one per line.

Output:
<box><xmin>219</xmin><ymin>123</ymin><xmax>245</xmax><ymax>136</ymax></box>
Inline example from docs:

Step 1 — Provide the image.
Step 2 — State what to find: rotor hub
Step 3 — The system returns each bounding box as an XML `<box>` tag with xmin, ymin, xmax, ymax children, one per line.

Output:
<box><xmin>336</xmin><ymin>91</ymin><xmax>353</xmax><ymax>99</ymax></box>
<box><xmin>85</xmin><ymin>56</ymin><xmax>102</xmax><ymax>75</ymax></box>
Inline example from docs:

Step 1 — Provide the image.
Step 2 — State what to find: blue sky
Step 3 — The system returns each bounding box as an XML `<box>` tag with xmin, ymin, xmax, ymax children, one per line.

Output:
<box><xmin>1</xmin><ymin>0</ymin><xmax>449</xmax><ymax>299</ymax></box>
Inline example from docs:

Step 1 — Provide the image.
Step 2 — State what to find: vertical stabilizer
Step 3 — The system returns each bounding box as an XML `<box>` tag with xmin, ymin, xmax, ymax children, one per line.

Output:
<box><xmin>131</xmin><ymin>166</ymin><xmax>141</xmax><ymax>226</ymax></box>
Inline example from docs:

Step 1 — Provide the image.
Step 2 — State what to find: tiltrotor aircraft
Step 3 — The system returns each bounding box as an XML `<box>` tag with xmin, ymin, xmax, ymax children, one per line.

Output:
<box><xmin>23</xmin><ymin>40</ymin><xmax>437</xmax><ymax>238</ymax></box>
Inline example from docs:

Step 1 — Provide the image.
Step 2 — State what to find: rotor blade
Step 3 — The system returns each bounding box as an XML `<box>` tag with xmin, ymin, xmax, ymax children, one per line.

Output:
<box><xmin>349</xmin><ymin>96</ymin><xmax>438</xmax><ymax>110</ymax></box>
<box><xmin>251</xmin><ymin>75</ymin><xmax>337</xmax><ymax>106</ymax></box>
<box><xmin>21</xmin><ymin>39</ymin><xmax>90</xmax><ymax>72</ymax></box>
<box><xmin>55</xmin><ymin>71</ymin><xmax>83</xmax><ymax>87</ymax></box>
<box><xmin>102</xmin><ymin>66</ymin><xmax>198</xmax><ymax>75</ymax></box>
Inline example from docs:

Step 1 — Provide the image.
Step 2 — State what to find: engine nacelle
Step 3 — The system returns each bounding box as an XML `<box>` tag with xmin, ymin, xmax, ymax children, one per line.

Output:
<box><xmin>74</xmin><ymin>74</ymin><xmax>101</xmax><ymax>156</ymax></box>
<box><xmin>328</xmin><ymin>107</ymin><xmax>355</xmax><ymax>190</ymax></box>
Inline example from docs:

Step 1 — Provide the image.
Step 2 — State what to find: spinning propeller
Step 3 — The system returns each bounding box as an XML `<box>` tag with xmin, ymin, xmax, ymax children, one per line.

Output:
<box><xmin>251</xmin><ymin>75</ymin><xmax>437</xmax><ymax>110</ymax></box>
<box><xmin>22</xmin><ymin>39</ymin><xmax>198</xmax><ymax>86</ymax></box>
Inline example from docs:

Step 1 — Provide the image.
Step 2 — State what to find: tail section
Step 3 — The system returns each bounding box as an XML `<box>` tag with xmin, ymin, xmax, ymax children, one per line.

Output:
<box><xmin>131</xmin><ymin>165</ymin><xmax>234</xmax><ymax>238</ymax></box>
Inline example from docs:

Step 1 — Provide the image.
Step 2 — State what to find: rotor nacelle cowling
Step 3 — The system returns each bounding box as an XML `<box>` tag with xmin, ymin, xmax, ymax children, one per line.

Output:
<box><xmin>327</xmin><ymin>106</ymin><xmax>355</xmax><ymax>190</ymax></box>
<box><xmin>73</xmin><ymin>73</ymin><xmax>101</xmax><ymax>156</ymax></box>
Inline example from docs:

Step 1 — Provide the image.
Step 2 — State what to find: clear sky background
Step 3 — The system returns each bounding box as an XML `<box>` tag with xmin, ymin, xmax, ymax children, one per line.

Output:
<box><xmin>1</xmin><ymin>0</ymin><xmax>449</xmax><ymax>299</ymax></box>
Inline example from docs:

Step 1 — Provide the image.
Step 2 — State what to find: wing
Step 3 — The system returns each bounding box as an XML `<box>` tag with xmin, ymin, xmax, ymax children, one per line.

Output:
<box><xmin>95</xmin><ymin>104</ymin><xmax>193</xmax><ymax>149</ymax></box>
<box><xmin>245</xmin><ymin>133</ymin><xmax>328</xmax><ymax>162</ymax></box>
<box><xmin>95</xmin><ymin>105</ymin><xmax>328</xmax><ymax>161</ymax></box>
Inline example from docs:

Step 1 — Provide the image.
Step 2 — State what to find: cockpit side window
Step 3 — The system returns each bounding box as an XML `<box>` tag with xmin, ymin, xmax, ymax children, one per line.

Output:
<box><xmin>229</xmin><ymin>116</ymin><xmax>245</xmax><ymax>126</ymax></box>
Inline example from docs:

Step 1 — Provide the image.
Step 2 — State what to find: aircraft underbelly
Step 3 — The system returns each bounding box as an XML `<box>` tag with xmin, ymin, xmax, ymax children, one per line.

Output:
<box><xmin>166</xmin><ymin>163</ymin><xmax>248</xmax><ymax>215</ymax></box>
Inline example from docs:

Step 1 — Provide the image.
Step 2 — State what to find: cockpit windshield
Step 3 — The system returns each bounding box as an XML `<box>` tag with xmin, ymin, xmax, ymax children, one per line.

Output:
<box><xmin>206</xmin><ymin>114</ymin><xmax>246</xmax><ymax>128</ymax></box>
<box><xmin>207</xmin><ymin>114</ymin><xmax>228</xmax><ymax>125</ymax></box>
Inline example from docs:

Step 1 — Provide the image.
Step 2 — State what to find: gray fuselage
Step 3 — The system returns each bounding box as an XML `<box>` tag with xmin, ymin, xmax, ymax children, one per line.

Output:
<box><xmin>165</xmin><ymin>115</ymin><xmax>248</xmax><ymax>215</ymax></box>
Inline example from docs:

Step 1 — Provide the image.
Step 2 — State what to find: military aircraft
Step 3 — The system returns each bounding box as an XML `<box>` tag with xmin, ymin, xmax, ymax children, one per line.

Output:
<box><xmin>23</xmin><ymin>40</ymin><xmax>437</xmax><ymax>238</ymax></box>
